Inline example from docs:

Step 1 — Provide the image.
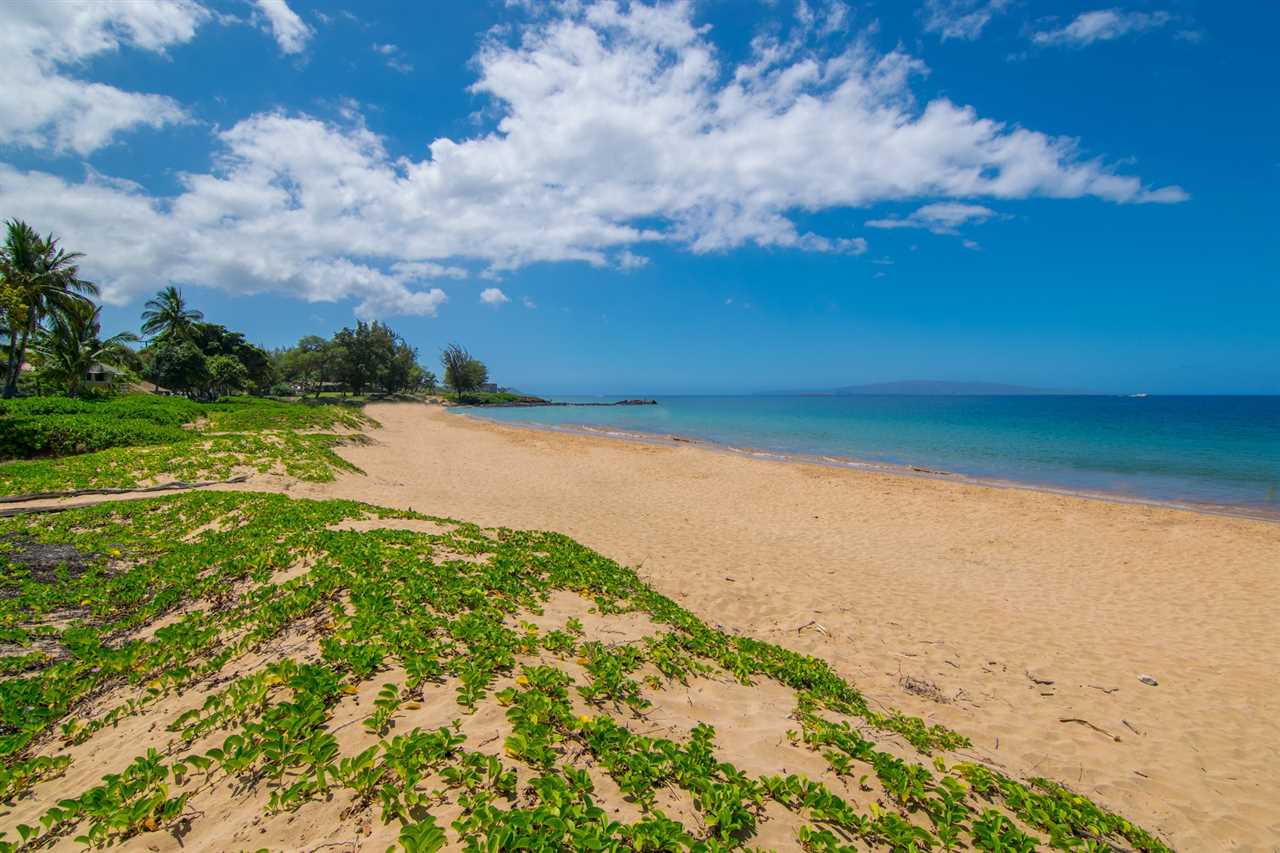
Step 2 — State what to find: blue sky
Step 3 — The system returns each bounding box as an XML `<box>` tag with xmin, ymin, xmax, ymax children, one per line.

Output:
<box><xmin>0</xmin><ymin>0</ymin><xmax>1275</xmax><ymax>394</ymax></box>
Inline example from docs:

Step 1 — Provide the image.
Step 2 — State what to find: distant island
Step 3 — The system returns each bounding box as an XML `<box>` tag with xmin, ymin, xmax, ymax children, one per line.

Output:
<box><xmin>760</xmin><ymin>380</ymin><xmax>1093</xmax><ymax>396</ymax></box>
<box><xmin>455</xmin><ymin>395</ymin><xmax>657</xmax><ymax>408</ymax></box>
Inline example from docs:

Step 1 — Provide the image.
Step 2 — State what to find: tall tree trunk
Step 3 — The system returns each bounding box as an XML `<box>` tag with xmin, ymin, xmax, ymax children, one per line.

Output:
<box><xmin>2</xmin><ymin>307</ymin><xmax>31</xmax><ymax>398</ymax></box>
<box><xmin>2</xmin><ymin>340</ymin><xmax>18</xmax><ymax>398</ymax></box>
<box><xmin>1</xmin><ymin>327</ymin><xmax>17</xmax><ymax>399</ymax></box>
<box><xmin>7</xmin><ymin>324</ymin><xmax>32</xmax><ymax>398</ymax></box>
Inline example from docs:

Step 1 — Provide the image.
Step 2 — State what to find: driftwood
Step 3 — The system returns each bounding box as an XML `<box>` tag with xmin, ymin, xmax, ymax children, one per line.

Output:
<box><xmin>1060</xmin><ymin>717</ymin><xmax>1121</xmax><ymax>742</ymax></box>
<box><xmin>0</xmin><ymin>476</ymin><xmax>249</xmax><ymax>516</ymax></box>
<box><xmin>0</xmin><ymin>475</ymin><xmax>248</xmax><ymax>505</ymax></box>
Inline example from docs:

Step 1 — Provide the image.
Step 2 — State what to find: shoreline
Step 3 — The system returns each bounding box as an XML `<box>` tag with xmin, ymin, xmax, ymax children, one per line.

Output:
<box><xmin>285</xmin><ymin>402</ymin><xmax>1280</xmax><ymax>850</ymax></box>
<box><xmin>265</xmin><ymin>403</ymin><xmax>1280</xmax><ymax>849</ymax></box>
<box><xmin>449</xmin><ymin>408</ymin><xmax>1280</xmax><ymax>524</ymax></box>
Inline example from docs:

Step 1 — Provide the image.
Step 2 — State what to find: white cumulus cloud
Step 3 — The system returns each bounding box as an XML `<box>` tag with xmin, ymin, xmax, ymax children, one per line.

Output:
<box><xmin>0</xmin><ymin>0</ymin><xmax>207</xmax><ymax>155</ymax></box>
<box><xmin>480</xmin><ymin>287</ymin><xmax>510</xmax><ymax>306</ymax></box>
<box><xmin>253</xmin><ymin>0</ymin><xmax>312</xmax><ymax>54</ymax></box>
<box><xmin>0</xmin><ymin>1</ymin><xmax>1187</xmax><ymax>319</ymax></box>
<box><xmin>1033</xmin><ymin>9</ymin><xmax>1172</xmax><ymax>47</ymax></box>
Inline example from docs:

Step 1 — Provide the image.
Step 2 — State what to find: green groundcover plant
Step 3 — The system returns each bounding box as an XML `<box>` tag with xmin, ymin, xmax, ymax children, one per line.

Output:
<box><xmin>0</xmin><ymin>396</ymin><xmax>372</xmax><ymax>492</ymax></box>
<box><xmin>0</xmin><ymin>491</ymin><xmax>1173</xmax><ymax>852</ymax></box>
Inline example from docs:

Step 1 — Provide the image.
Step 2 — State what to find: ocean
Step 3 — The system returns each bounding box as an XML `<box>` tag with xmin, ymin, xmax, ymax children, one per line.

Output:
<box><xmin>454</xmin><ymin>395</ymin><xmax>1280</xmax><ymax>517</ymax></box>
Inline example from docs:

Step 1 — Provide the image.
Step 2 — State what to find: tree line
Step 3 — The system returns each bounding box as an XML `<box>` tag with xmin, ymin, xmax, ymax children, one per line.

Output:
<box><xmin>2</xmin><ymin>219</ymin><xmax>494</xmax><ymax>400</ymax></box>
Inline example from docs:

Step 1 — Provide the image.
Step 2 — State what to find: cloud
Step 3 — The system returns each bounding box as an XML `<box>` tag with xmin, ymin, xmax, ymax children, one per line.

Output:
<box><xmin>355</xmin><ymin>286</ymin><xmax>447</xmax><ymax>319</ymax></box>
<box><xmin>866</xmin><ymin>202</ymin><xmax>998</xmax><ymax>234</ymax></box>
<box><xmin>1033</xmin><ymin>9</ymin><xmax>1172</xmax><ymax>47</ymax></box>
<box><xmin>617</xmin><ymin>250</ymin><xmax>650</xmax><ymax>270</ymax></box>
<box><xmin>522</xmin><ymin>296</ymin><xmax>537</xmax><ymax>309</ymax></box>
<box><xmin>373</xmin><ymin>42</ymin><xmax>413</xmax><ymax>73</ymax></box>
<box><xmin>921</xmin><ymin>0</ymin><xmax>1011</xmax><ymax>41</ymax></box>
<box><xmin>0</xmin><ymin>1</ymin><xmax>1186</xmax><ymax>318</ymax></box>
<box><xmin>480</xmin><ymin>287</ymin><xmax>510</xmax><ymax>305</ymax></box>
<box><xmin>253</xmin><ymin>0</ymin><xmax>312</xmax><ymax>54</ymax></box>
<box><xmin>0</xmin><ymin>0</ymin><xmax>207</xmax><ymax>155</ymax></box>
<box><xmin>962</xmin><ymin>238</ymin><xmax>981</xmax><ymax>250</ymax></box>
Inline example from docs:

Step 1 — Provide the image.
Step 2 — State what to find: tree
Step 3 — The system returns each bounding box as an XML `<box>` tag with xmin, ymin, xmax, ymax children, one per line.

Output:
<box><xmin>440</xmin><ymin>343</ymin><xmax>487</xmax><ymax>395</ymax></box>
<box><xmin>145</xmin><ymin>339</ymin><xmax>208</xmax><ymax>397</ymax></box>
<box><xmin>30</xmin><ymin>300</ymin><xmax>138</xmax><ymax>397</ymax></box>
<box><xmin>277</xmin><ymin>335</ymin><xmax>337</xmax><ymax>397</ymax></box>
<box><xmin>188</xmin><ymin>322</ymin><xmax>274</xmax><ymax>394</ymax></box>
<box><xmin>140</xmin><ymin>285</ymin><xmax>203</xmax><ymax>341</ymax></box>
<box><xmin>332</xmin><ymin>321</ymin><xmax>420</xmax><ymax>396</ymax></box>
<box><xmin>421</xmin><ymin>370</ymin><xmax>438</xmax><ymax>392</ymax></box>
<box><xmin>382</xmin><ymin>338</ymin><xmax>419</xmax><ymax>395</ymax></box>
<box><xmin>1</xmin><ymin>220</ymin><xmax>99</xmax><ymax>397</ymax></box>
<box><xmin>206</xmin><ymin>354</ymin><xmax>250</xmax><ymax>398</ymax></box>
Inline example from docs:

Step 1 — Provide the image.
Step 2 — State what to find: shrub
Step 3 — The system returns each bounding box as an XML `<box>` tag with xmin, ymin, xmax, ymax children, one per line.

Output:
<box><xmin>0</xmin><ymin>415</ymin><xmax>190</xmax><ymax>460</ymax></box>
<box><xmin>0</xmin><ymin>395</ymin><xmax>203</xmax><ymax>427</ymax></box>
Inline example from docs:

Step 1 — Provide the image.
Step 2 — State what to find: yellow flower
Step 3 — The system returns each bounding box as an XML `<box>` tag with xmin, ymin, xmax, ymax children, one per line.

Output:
<box><xmin>515</xmin><ymin>675</ymin><xmax>530</xmax><ymax>687</ymax></box>
<box><xmin>340</xmin><ymin>684</ymin><xmax>358</xmax><ymax>695</ymax></box>
<box><xmin>577</xmin><ymin>714</ymin><xmax>592</xmax><ymax>725</ymax></box>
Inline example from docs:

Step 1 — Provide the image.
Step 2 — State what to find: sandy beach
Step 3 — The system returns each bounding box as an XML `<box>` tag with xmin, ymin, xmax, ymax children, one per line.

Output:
<box><xmin>263</xmin><ymin>401</ymin><xmax>1280</xmax><ymax>851</ymax></box>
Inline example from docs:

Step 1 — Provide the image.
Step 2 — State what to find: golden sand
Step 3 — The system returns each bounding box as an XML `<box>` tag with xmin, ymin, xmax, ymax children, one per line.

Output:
<box><xmin>261</xmin><ymin>402</ymin><xmax>1280</xmax><ymax>851</ymax></box>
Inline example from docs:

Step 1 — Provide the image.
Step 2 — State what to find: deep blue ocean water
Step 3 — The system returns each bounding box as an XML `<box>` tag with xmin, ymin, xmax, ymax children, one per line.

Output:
<box><xmin>455</xmin><ymin>396</ymin><xmax>1280</xmax><ymax>515</ymax></box>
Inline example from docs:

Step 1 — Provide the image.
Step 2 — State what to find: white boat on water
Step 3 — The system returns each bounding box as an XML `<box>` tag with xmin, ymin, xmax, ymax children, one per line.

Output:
<box><xmin>1128</xmin><ymin>392</ymin><xmax>1150</xmax><ymax>398</ymax></box>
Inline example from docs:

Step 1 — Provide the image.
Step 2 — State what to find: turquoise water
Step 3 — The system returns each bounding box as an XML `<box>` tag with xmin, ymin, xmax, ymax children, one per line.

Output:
<box><xmin>455</xmin><ymin>396</ymin><xmax>1280</xmax><ymax>515</ymax></box>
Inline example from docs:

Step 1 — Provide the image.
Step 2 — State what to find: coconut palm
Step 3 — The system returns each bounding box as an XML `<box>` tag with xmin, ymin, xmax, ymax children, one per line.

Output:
<box><xmin>140</xmin><ymin>285</ymin><xmax>203</xmax><ymax>341</ymax></box>
<box><xmin>31</xmin><ymin>300</ymin><xmax>138</xmax><ymax>397</ymax></box>
<box><xmin>1</xmin><ymin>219</ymin><xmax>99</xmax><ymax>398</ymax></box>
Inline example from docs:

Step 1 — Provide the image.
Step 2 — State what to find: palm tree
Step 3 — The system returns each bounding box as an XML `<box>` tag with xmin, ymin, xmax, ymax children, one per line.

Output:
<box><xmin>140</xmin><ymin>285</ymin><xmax>203</xmax><ymax>341</ymax></box>
<box><xmin>1</xmin><ymin>220</ymin><xmax>99</xmax><ymax>397</ymax></box>
<box><xmin>31</xmin><ymin>300</ymin><xmax>138</xmax><ymax>397</ymax></box>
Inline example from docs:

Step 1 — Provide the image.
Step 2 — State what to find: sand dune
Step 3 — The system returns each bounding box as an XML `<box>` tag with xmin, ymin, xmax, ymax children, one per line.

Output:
<box><xmin>262</xmin><ymin>402</ymin><xmax>1280</xmax><ymax>851</ymax></box>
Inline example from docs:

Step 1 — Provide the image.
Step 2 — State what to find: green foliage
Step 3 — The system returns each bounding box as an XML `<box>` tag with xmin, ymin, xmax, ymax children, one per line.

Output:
<box><xmin>0</xmin><ymin>414</ymin><xmax>187</xmax><ymax>459</ymax></box>
<box><xmin>332</xmin><ymin>321</ymin><xmax>420</xmax><ymax>396</ymax></box>
<box><xmin>138</xmin><ymin>308</ymin><xmax>275</xmax><ymax>399</ymax></box>
<box><xmin>140</xmin><ymin>285</ymin><xmax>202</xmax><ymax>341</ymax></box>
<box><xmin>0</xmin><ymin>492</ymin><xmax>1173</xmax><ymax>852</ymax></box>
<box><xmin>29</xmin><ymin>299</ymin><xmax>137</xmax><ymax>397</ymax></box>
<box><xmin>275</xmin><ymin>323</ymin><xmax>427</xmax><ymax>397</ymax></box>
<box><xmin>452</xmin><ymin>390</ymin><xmax>546</xmax><ymax>405</ymax></box>
<box><xmin>0</xmin><ymin>394</ymin><xmax>371</xmax><ymax>489</ymax></box>
<box><xmin>1</xmin><ymin>219</ymin><xmax>99</xmax><ymax>399</ymax></box>
<box><xmin>0</xmin><ymin>394</ymin><xmax>202</xmax><ymax>424</ymax></box>
<box><xmin>440</xmin><ymin>342</ymin><xmax>488</xmax><ymax>395</ymax></box>
<box><xmin>185</xmin><ymin>322</ymin><xmax>274</xmax><ymax>394</ymax></box>
<box><xmin>276</xmin><ymin>334</ymin><xmax>341</xmax><ymax>397</ymax></box>
<box><xmin>206</xmin><ymin>354</ymin><xmax>250</xmax><ymax>397</ymax></box>
<box><xmin>144</xmin><ymin>339</ymin><xmax>208</xmax><ymax>395</ymax></box>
